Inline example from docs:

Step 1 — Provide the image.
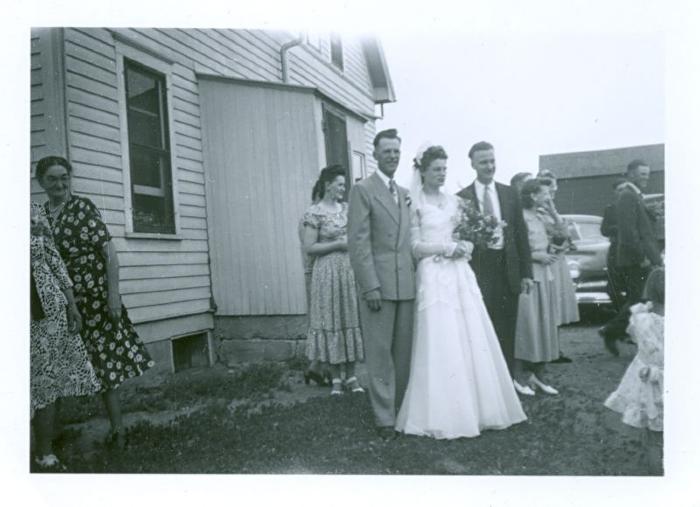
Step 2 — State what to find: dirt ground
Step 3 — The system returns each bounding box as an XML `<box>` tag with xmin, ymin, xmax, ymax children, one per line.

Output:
<box><xmin>39</xmin><ymin>322</ymin><xmax>663</xmax><ymax>475</ymax></box>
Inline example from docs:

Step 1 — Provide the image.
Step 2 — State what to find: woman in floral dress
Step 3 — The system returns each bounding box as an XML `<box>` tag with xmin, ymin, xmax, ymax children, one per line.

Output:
<box><xmin>36</xmin><ymin>156</ymin><xmax>154</xmax><ymax>448</ymax></box>
<box><xmin>301</xmin><ymin>165</ymin><xmax>364</xmax><ymax>395</ymax></box>
<box><xmin>31</xmin><ymin>203</ymin><xmax>100</xmax><ymax>469</ymax></box>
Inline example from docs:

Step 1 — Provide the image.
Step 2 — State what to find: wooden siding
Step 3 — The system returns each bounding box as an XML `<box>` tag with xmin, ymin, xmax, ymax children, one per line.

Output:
<box><xmin>26</xmin><ymin>27</ymin><xmax>214</xmax><ymax>340</ymax></box>
<box><xmin>32</xmin><ymin>27</ymin><xmax>382</xmax><ymax>322</ymax></box>
<box><xmin>199</xmin><ymin>79</ymin><xmax>319</xmax><ymax>315</ymax></box>
<box><xmin>30</xmin><ymin>28</ymin><xmax>68</xmax><ymax>199</ymax></box>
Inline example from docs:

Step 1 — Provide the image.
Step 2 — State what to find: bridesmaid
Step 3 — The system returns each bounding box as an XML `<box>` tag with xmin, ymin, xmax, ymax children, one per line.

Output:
<box><xmin>537</xmin><ymin>171</ymin><xmax>580</xmax><ymax>332</ymax></box>
<box><xmin>513</xmin><ymin>179</ymin><xmax>561</xmax><ymax>395</ymax></box>
<box><xmin>301</xmin><ymin>165</ymin><xmax>364</xmax><ymax>395</ymax></box>
<box><xmin>36</xmin><ymin>156</ymin><xmax>154</xmax><ymax>448</ymax></box>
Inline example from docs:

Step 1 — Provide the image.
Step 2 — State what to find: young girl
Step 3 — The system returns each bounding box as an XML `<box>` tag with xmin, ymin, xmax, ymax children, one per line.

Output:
<box><xmin>604</xmin><ymin>267</ymin><xmax>664</xmax><ymax>472</ymax></box>
<box><xmin>604</xmin><ymin>268</ymin><xmax>664</xmax><ymax>431</ymax></box>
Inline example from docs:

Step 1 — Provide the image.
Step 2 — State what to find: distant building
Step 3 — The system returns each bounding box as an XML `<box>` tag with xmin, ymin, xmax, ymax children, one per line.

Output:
<box><xmin>539</xmin><ymin>144</ymin><xmax>664</xmax><ymax>216</ymax></box>
<box><xmin>31</xmin><ymin>28</ymin><xmax>395</xmax><ymax>372</ymax></box>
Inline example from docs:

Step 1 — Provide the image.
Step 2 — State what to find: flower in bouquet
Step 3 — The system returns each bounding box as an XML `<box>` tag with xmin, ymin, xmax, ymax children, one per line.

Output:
<box><xmin>452</xmin><ymin>198</ymin><xmax>506</xmax><ymax>248</ymax></box>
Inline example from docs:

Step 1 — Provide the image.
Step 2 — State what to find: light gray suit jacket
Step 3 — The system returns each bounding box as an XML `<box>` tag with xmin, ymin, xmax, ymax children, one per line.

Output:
<box><xmin>347</xmin><ymin>172</ymin><xmax>416</xmax><ymax>301</ymax></box>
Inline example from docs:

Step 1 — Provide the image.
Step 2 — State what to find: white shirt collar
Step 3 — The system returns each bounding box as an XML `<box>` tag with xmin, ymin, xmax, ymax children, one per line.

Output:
<box><xmin>473</xmin><ymin>179</ymin><xmax>495</xmax><ymax>194</ymax></box>
<box><xmin>375</xmin><ymin>169</ymin><xmax>394</xmax><ymax>189</ymax></box>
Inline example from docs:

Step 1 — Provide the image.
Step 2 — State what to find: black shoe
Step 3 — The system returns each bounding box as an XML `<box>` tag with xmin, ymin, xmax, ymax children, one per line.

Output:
<box><xmin>552</xmin><ymin>354</ymin><xmax>573</xmax><ymax>364</ymax></box>
<box><xmin>376</xmin><ymin>426</ymin><xmax>398</xmax><ymax>441</ymax></box>
<box><xmin>598</xmin><ymin>328</ymin><xmax>620</xmax><ymax>357</ymax></box>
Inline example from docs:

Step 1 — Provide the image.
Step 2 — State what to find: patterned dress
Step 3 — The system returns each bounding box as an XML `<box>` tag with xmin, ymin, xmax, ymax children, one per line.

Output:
<box><xmin>605</xmin><ymin>303</ymin><xmax>664</xmax><ymax>431</ymax></box>
<box><xmin>45</xmin><ymin>195</ymin><xmax>154</xmax><ymax>391</ymax></box>
<box><xmin>302</xmin><ymin>202</ymin><xmax>364</xmax><ymax>365</ymax></box>
<box><xmin>31</xmin><ymin>203</ymin><xmax>99</xmax><ymax>416</ymax></box>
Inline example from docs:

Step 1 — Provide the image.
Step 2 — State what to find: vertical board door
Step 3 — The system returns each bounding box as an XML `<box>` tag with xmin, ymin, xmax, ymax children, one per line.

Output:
<box><xmin>199</xmin><ymin>78</ymin><xmax>320</xmax><ymax>315</ymax></box>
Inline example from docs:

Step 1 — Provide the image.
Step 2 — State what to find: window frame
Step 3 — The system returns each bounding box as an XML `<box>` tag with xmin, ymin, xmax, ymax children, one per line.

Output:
<box><xmin>115</xmin><ymin>42</ymin><xmax>181</xmax><ymax>239</ymax></box>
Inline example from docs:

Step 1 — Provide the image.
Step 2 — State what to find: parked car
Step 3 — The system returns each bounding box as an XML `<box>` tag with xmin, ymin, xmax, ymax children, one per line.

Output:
<box><xmin>562</xmin><ymin>214</ymin><xmax>612</xmax><ymax>308</ymax></box>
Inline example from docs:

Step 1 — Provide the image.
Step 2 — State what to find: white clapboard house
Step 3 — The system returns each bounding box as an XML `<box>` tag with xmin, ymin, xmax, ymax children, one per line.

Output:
<box><xmin>30</xmin><ymin>27</ymin><xmax>395</xmax><ymax>371</ymax></box>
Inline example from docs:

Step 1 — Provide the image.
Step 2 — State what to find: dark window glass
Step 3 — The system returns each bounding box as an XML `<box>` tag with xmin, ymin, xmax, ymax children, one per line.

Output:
<box><xmin>124</xmin><ymin>59</ymin><xmax>175</xmax><ymax>234</ymax></box>
<box><xmin>330</xmin><ymin>34</ymin><xmax>343</xmax><ymax>70</ymax></box>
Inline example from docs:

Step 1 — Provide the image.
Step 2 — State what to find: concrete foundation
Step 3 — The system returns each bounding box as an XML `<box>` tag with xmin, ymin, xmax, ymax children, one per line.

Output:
<box><xmin>214</xmin><ymin>314</ymin><xmax>308</xmax><ymax>365</ymax></box>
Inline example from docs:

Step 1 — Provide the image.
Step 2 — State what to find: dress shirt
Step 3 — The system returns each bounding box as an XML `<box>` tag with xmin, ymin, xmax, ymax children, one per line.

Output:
<box><xmin>473</xmin><ymin>179</ymin><xmax>504</xmax><ymax>250</ymax></box>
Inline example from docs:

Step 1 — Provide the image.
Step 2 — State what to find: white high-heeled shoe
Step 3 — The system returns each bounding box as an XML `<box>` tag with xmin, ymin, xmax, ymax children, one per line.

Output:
<box><xmin>528</xmin><ymin>374</ymin><xmax>559</xmax><ymax>395</ymax></box>
<box><xmin>513</xmin><ymin>379</ymin><xmax>535</xmax><ymax>396</ymax></box>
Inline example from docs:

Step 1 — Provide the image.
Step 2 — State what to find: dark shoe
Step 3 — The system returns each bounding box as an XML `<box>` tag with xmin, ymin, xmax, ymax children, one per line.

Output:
<box><xmin>376</xmin><ymin>426</ymin><xmax>398</xmax><ymax>441</ymax></box>
<box><xmin>105</xmin><ymin>429</ymin><xmax>127</xmax><ymax>450</ymax></box>
<box><xmin>599</xmin><ymin>328</ymin><xmax>620</xmax><ymax>357</ymax></box>
<box><xmin>552</xmin><ymin>354</ymin><xmax>573</xmax><ymax>364</ymax></box>
<box><xmin>304</xmin><ymin>370</ymin><xmax>329</xmax><ymax>386</ymax></box>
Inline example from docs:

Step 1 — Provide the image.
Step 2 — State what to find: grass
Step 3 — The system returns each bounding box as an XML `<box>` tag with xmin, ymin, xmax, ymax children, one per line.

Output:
<box><xmin>48</xmin><ymin>325</ymin><xmax>663</xmax><ymax>475</ymax></box>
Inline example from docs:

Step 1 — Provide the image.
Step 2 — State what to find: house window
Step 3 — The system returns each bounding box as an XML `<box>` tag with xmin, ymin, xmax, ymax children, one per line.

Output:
<box><xmin>352</xmin><ymin>151</ymin><xmax>367</xmax><ymax>182</ymax></box>
<box><xmin>124</xmin><ymin>58</ymin><xmax>175</xmax><ymax>234</ymax></box>
<box><xmin>330</xmin><ymin>33</ymin><xmax>344</xmax><ymax>70</ymax></box>
<box><xmin>322</xmin><ymin>105</ymin><xmax>350</xmax><ymax>199</ymax></box>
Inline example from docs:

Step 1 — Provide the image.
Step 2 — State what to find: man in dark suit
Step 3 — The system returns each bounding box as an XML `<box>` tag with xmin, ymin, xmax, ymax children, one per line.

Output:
<box><xmin>599</xmin><ymin>160</ymin><xmax>663</xmax><ymax>355</ymax></box>
<box><xmin>600</xmin><ymin>178</ymin><xmax>630</xmax><ymax>310</ymax></box>
<box><xmin>457</xmin><ymin>141</ymin><xmax>533</xmax><ymax>375</ymax></box>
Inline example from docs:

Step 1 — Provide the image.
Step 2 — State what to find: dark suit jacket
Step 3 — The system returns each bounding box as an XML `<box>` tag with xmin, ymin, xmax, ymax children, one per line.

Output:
<box><xmin>615</xmin><ymin>187</ymin><xmax>661</xmax><ymax>268</ymax></box>
<box><xmin>601</xmin><ymin>204</ymin><xmax>617</xmax><ymax>242</ymax></box>
<box><xmin>457</xmin><ymin>182</ymin><xmax>532</xmax><ymax>293</ymax></box>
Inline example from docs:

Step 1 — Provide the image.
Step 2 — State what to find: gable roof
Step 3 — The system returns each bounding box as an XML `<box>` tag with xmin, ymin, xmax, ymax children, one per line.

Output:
<box><xmin>539</xmin><ymin>144</ymin><xmax>664</xmax><ymax>179</ymax></box>
<box><xmin>362</xmin><ymin>37</ymin><xmax>396</xmax><ymax>104</ymax></box>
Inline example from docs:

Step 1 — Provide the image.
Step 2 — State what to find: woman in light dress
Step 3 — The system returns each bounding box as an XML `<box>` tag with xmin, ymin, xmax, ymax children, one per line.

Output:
<box><xmin>395</xmin><ymin>146</ymin><xmax>526</xmax><ymax>439</ymax></box>
<box><xmin>512</xmin><ymin>179</ymin><xmax>562</xmax><ymax>395</ymax></box>
<box><xmin>301</xmin><ymin>165</ymin><xmax>364</xmax><ymax>395</ymax></box>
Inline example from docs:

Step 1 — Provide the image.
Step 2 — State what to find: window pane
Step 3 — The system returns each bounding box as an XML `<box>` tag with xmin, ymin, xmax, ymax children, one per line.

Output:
<box><xmin>128</xmin><ymin>109</ymin><xmax>162</xmax><ymax>148</ymax></box>
<box><xmin>126</xmin><ymin>66</ymin><xmax>160</xmax><ymax>114</ymax></box>
<box><xmin>129</xmin><ymin>145</ymin><xmax>163</xmax><ymax>188</ymax></box>
<box><xmin>132</xmin><ymin>194</ymin><xmax>174</xmax><ymax>234</ymax></box>
<box><xmin>330</xmin><ymin>34</ymin><xmax>343</xmax><ymax>70</ymax></box>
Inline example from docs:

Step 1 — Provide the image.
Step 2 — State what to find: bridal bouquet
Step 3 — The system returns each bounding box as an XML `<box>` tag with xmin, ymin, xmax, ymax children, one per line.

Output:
<box><xmin>453</xmin><ymin>198</ymin><xmax>507</xmax><ymax>248</ymax></box>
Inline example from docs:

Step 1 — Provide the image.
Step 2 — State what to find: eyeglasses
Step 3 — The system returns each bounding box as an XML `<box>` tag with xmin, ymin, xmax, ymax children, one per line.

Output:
<box><xmin>44</xmin><ymin>175</ymin><xmax>71</xmax><ymax>184</ymax></box>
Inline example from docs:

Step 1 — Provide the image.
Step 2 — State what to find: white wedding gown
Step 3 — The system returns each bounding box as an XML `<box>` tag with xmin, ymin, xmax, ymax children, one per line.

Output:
<box><xmin>395</xmin><ymin>193</ymin><xmax>527</xmax><ymax>439</ymax></box>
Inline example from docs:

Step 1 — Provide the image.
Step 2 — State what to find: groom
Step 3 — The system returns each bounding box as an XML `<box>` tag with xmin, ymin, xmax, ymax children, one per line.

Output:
<box><xmin>457</xmin><ymin>141</ymin><xmax>533</xmax><ymax>375</ymax></box>
<box><xmin>348</xmin><ymin>129</ymin><xmax>416</xmax><ymax>440</ymax></box>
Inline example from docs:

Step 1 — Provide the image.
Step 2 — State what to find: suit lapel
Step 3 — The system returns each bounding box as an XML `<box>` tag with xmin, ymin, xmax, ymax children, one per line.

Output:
<box><xmin>370</xmin><ymin>172</ymin><xmax>399</xmax><ymax>224</ymax></box>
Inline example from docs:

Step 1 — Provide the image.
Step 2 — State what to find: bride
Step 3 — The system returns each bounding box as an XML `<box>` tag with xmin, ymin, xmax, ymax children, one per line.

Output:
<box><xmin>395</xmin><ymin>145</ymin><xmax>527</xmax><ymax>439</ymax></box>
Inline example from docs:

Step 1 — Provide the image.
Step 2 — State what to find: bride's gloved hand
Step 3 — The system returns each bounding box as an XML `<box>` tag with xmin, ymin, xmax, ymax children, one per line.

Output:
<box><xmin>452</xmin><ymin>241</ymin><xmax>472</xmax><ymax>260</ymax></box>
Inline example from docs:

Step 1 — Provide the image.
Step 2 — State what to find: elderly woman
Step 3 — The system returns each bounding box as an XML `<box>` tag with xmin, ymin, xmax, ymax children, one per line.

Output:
<box><xmin>35</xmin><ymin>156</ymin><xmax>154</xmax><ymax>448</ymax></box>
<box><xmin>302</xmin><ymin>165</ymin><xmax>364</xmax><ymax>395</ymax></box>
<box><xmin>31</xmin><ymin>203</ymin><xmax>99</xmax><ymax>469</ymax></box>
<box><xmin>513</xmin><ymin>179</ymin><xmax>561</xmax><ymax>395</ymax></box>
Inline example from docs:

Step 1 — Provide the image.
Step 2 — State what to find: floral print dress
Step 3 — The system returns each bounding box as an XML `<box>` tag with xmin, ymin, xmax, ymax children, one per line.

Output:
<box><xmin>31</xmin><ymin>203</ymin><xmax>99</xmax><ymax>416</ymax></box>
<box><xmin>302</xmin><ymin>202</ymin><xmax>364</xmax><ymax>365</ymax></box>
<box><xmin>45</xmin><ymin>195</ymin><xmax>154</xmax><ymax>391</ymax></box>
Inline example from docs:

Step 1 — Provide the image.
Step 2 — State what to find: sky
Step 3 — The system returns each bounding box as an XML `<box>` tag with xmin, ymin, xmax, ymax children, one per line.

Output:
<box><xmin>377</xmin><ymin>31</ymin><xmax>665</xmax><ymax>192</ymax></box>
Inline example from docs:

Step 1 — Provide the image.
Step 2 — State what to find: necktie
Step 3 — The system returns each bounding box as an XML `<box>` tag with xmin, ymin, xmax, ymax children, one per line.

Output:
<box><xmin>389</xmin><ymin>179</ymin><xmax>398</xmax><ymax>203</ymax></box>
<box><xmin>482</xmin><ymin>184</ymin><xmax>495</xmax><ymax>216</ymax></box>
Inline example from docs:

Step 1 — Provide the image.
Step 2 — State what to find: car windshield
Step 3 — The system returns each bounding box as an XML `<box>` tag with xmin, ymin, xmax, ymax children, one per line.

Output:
<box><xmin>567</xmin><ymin>220</ymin><xmax>603</xmax><ymax>241</ymax></box>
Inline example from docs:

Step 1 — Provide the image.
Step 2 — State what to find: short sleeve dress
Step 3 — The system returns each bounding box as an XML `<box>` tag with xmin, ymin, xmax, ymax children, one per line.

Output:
<box><xmin>604</xmin><ymin>302</ymin><xmax>664</xmax><ymax>431</ymax></box>
<box><xmin>31</xmin><ymin>203</ymin><xmax>100</xmax><ymax>416</ymax></box>
<box><xmin>514</xmin><ymin>209</ymin><xmax>560</xmax><ymax>363</ymax></box>
<box><xmin>45</xmin><ymin>195</ymin><xmax>154</xmax><ymax>391</ymax></box>
<box><xmin>302</xmin><ymin>202</ymin><xmax>364</xmax><ymax>365</ymax></box>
